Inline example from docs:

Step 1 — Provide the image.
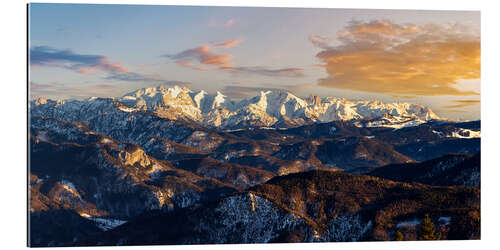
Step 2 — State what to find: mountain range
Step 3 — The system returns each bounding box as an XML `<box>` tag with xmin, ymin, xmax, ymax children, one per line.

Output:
<box><xmin>31</xmin><ymin>85</ymin><xmax>441</xmax><ymax>130</ymax></box>
<box><xmin>28</xmin><ymin>85</ymin><xmax>481</xmax><ymax>246</ymax></box>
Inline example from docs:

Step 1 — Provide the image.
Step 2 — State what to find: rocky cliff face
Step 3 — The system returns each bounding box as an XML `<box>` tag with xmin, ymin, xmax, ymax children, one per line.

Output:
<box><xmin>29</xmin><ymin>121</ymin><xmax>240</xmax><ymax>221</ymax></box>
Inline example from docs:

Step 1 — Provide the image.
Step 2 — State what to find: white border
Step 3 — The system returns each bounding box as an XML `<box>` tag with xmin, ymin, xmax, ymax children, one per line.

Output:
<box><xmin>2</xmin><ymin>1</ymin><xmax>499</xmax><ymax>250</ymax></box>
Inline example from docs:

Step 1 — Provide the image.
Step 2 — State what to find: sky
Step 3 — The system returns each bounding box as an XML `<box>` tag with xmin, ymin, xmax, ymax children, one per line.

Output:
<box><xmin>28</xmin><ymin>4</ymin><xmax>480</xmax><ymax>120</ymax></box>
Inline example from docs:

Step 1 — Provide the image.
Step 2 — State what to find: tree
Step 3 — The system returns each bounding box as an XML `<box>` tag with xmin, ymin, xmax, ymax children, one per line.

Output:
<box><xmin>420</xmin><ymin>214</ymin><xmax>440</xmax><ymax>240</ymax></box>
<box><xmin>395</xmin><ymin>231</ymin><xmax>404</xmax><ymax>241</ymax></box>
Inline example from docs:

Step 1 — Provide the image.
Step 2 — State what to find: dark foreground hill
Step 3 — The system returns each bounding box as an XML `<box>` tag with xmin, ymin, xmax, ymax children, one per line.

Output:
<box><xmin>368</xmin><ymin>153</ymin><xmax>480</xmax><ymax>187</ymax></box>
<box><xmin>78</xmin><ymin>170</ymin><xmax>479</xmax><ymax>245</ymax></box>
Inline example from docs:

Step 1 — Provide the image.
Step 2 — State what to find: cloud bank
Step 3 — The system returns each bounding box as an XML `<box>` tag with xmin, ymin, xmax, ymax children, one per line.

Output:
<box><xmin>311</xmin><ymin>20</ymin><xmax>480</xmax><ymax>96</ymax></box>
<box><xmin>29</xmin><ymin>81</ymin><xmax>120</xmax><ymax>99</ymax></box>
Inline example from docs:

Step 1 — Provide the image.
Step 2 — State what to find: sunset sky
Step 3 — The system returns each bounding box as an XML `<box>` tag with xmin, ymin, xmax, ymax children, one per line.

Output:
<box><xmin>28</xmin><ymin>4</ymin><xmax>480</xmax><ymax>120</ymax></box>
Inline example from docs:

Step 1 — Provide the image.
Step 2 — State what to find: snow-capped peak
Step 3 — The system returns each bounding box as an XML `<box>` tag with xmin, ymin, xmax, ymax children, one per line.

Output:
<box><xmin>214</xmin><ymin>91</ymin><xmax>227</xmax><ymax>108</ymax></box>
<box><xmin>192</xmin><ymin>90</ymin><xmax>207</xmax><ymax>109</ymax></box>
<box><xmin>168</xmin><ymin>85</ymin><xmax>185</xmax><ymax>98</ymax></box>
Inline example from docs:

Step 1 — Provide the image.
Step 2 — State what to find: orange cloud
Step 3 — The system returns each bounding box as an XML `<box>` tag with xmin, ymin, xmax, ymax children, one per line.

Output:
<box><xmin>166</xmin><ymin>40</ymin><xmax>235</xmax><ymax>69</ymax></box>
<box><xmin>100</xmin><ymin>60</ymin><xmax>129</xmax><ymax>73</ymax></box>
<box><xmin>342</xmin><ymin>19</ymin><xmax>420</xmax><ymax>39</ymax></box>
<box><xmin>312</xmin><ymin>20</ymin><xmax>480</xmax><ymax>96</ymax></box>
<box><xmin>200</xmin><ymin>54</ymin><xmax>233</xmax><ymax>67</ymax></box>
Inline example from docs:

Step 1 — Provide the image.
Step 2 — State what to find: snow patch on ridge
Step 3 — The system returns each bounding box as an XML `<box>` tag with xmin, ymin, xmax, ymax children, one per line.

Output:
<box><xmin>117</xmin><ymin>106</ymin><xmax>136</xmax><ymax>113</ymax></box>
<box><xmin>396</xmin><ymin>218</ymin><xmax>421</xmax><ymax>228</ymax></box>
<box><xmin>60</xmin><ymin>180</ymin><xmax>81</xmax><ymax>198</ymax></box>
<box><xmin>448</xmin><ymin>128</ymin><xmax>480</xmax><ymax>138</ymax></box>
<box><xmin>100</xmin><ymin>138</ymin><xmax>113</xmax><ymax>144</ymax></box>
<box><xmin>85</xmin><ymin>217</ymin><xmax>127</xmax><ymax>231</ymax></box>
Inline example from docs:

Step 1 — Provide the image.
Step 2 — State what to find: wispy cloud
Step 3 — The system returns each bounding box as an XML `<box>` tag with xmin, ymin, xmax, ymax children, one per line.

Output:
<box><xmin>311</xmin><ymin>20</ymin><xmax>480</xmax><ymax>96</ymax></box>
<box><xmin>166</xmin><ymin>39</ymin><xmax>304</xmax><ymax>77</ymax></box>
<box><xmin>175</xmin><ymin>60</ymin><xmax>207</xmax><ymax>72</ymax></box>
<box><xmin>207</xmin><ymin>18</ymin><xmax>235</xmax><ymax>28</ymax></box>
<box><xmin>309</xmin><ymin>35</ymin><xmax>331</xmax><ymax>49</ymax></box>
<box><xmin>221</xmin><ymin>66</ymin><xmax>304</xmax><ymax>77</ymax></box>
<box><xmin>214</xmin><ymin>38</ymin><xmax>243</xmax><ymax>48</ymax></box>
<box><xmin>30</xmin><ymin>46</ymin><xmax>129</xmax><ymax>74</ymax></box>
<box><xmin>444</xmin><ymin>99</ymin><xmax>480</xmax><ymax>109</ymax></box>
<box><xmin>104</xmin><ymin>72</ymin><xmax>191</xmax><ymax>86</ymax></box>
